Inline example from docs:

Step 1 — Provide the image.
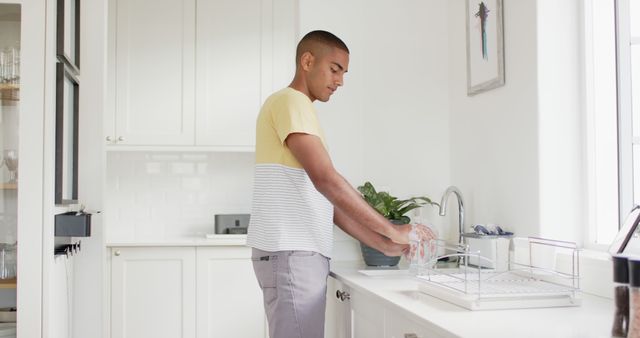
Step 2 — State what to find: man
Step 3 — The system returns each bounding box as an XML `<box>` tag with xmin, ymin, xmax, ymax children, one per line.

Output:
<box><xmin>247</xmin><ymin>30</ymin><xmax>432</xmax><ymax>338</ymax></box>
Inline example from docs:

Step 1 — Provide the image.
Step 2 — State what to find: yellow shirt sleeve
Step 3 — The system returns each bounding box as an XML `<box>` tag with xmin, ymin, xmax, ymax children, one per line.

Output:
<box><xmin>271</xmin><ymin>93</ymin><xmax>322</xmax><ymax>144</ymax></box>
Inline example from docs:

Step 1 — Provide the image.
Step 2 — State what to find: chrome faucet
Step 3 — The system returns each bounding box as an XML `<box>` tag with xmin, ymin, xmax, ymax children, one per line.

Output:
<box><xmin>439</xmin><ymin>186</ymin><xmax>465</xmax><ymax>246</ymax></box>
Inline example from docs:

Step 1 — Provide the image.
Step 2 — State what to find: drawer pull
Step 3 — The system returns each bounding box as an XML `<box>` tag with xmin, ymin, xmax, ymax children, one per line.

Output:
<box><xmin>336</xmin><ymin>290</ymin><xmax>350</xmax><ymax>301</ymax></box>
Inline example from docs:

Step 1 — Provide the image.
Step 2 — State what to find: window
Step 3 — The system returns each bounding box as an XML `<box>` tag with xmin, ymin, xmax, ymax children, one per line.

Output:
<box><xmin>584</xmin><ymin>0</ymin><xmax>638</xmax><ymax>247</ymax></box>
<box><xmin>616</xmin><ymin>0</ymin><xmax>640</xmax><ymax>227</ymax></box>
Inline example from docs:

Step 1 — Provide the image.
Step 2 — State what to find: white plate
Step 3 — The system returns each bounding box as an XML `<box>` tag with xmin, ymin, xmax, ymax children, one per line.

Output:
<box><xmin>358</xmin><ymin>269</ymin><xmax>411</xmax><ymax>277</ymax></box>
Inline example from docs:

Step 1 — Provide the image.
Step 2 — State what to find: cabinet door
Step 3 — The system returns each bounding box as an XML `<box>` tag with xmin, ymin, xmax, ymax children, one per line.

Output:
<box><xmin>114</xmin><ymin>0</ymin><xmax>195</xmax><ymax>145</ymax></box>
<box><xmin>196</xmin><ymin>246</ymin><xmax>266</xmax><ymax>338</ymax></box>
<box><xmin>195</xmin><ymin>0</ymin><xmax>296</xmax><ymax>148</ymax></box>
<box><xmin>326</xmin><ymin>277</ymin><xmax>353</xmax><ymax>338</ymax></box>
<box><xmin>111</xmin><ymin>247</ymin><xmax>196</xmax><ymax>338</ymax></box>
<box><xmin>351</xmin><ymin>288</ymin><xmax>385</xmax><ymax>338</ymax></box>
<box><xmin>385</xmin><ymin>310</ymin><xmax>446</xmax><ymax>338</ymax></box>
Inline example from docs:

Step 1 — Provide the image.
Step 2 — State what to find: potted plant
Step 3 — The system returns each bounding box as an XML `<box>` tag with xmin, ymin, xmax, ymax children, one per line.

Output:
<box><xmin>357</xmin><ymin>181</ymin><xmax>439</xmax><ymax>266</ymax></box>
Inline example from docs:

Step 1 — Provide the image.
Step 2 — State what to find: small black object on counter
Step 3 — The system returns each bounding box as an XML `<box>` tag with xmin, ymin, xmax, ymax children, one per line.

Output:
<box><xmin>55</xmin><ymin>211</ymin><xmax>91</xmax><ymax>237</ymax></box>
<box><xmin>612</xmin><ymin>255</ymin><xmax>629</xmax><ymax>337</ymax></box>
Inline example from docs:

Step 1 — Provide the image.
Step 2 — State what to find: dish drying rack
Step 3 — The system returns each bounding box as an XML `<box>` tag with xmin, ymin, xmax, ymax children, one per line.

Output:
<box><xmin>414</xmin><ymin>237</ymin><xmax>581</xmax><ymax>310</ymax></box>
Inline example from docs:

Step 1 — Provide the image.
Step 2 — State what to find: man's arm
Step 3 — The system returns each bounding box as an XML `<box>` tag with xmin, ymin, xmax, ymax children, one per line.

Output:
<box><xmin>333</xmin><ymin>207</ymin><xmax>408</xmax><ymax>256</ymax></box>
<box><xmin>285</xmin><ymin>132</ymin><xmax>411</xmax><ymax>244</ymax></box>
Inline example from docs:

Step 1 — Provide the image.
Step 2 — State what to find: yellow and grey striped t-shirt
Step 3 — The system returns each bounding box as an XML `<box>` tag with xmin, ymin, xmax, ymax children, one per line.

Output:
<box><xmin>246</xmin><ymin>87</ymin><xmax>334</xmax><ymax>258</ymax></box>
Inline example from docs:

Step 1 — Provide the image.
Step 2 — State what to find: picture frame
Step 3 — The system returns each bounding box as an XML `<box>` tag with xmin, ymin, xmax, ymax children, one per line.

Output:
<box><xmin>55</xmin><ymin>62</ymin><xmax>79</xmax><ymax>205</ymax></box>
<box><xmin>465</xmin><ymin>0</ymin><xmax>505</xmax><ymax>96</ymax></box>
<box><xmin>56</xmin><ymin>0</ymin><xmax>80</xmax><ymax>72</ymax></box>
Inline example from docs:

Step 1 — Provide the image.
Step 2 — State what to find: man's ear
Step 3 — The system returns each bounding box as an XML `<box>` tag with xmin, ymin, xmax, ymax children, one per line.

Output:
<box><xmin>300</xmin><ymin>51</ymin><xmax>314</xmax><ymax>71</ymax></box>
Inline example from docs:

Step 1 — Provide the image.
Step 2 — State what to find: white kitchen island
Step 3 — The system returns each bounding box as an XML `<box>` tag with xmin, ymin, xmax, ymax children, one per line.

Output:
<box><xmin>328</xmin><ymin>261</ymin><xmax>613</xmax><ymax>338</ymax></box>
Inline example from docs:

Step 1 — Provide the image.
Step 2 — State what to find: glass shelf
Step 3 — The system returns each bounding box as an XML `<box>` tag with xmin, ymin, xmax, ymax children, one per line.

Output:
<box><xmin>0</xmin><ymin>84</ymin><xmax>19</xmax><ymax>101</ymax></box>
<box><xmin>0</xmin><ymin>278</ymin><xmax>16</xmax><ymax>289</ymax></box>
<box><xmin>0</xmin><ymin>3</ymin><xmax>21</xmax><ymax>318</ymax></box>
<box><xmin>0</xmin><ymin>183</ymin><xmax>17</xmax><ymax>190</ymax></box>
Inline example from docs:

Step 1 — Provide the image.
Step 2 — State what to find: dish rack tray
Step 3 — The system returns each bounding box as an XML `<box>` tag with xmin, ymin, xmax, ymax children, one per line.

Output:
<box><xmin>415</xmin><ymin>237</ymin><xmax>581</xmax><ymax>310</ymax></box>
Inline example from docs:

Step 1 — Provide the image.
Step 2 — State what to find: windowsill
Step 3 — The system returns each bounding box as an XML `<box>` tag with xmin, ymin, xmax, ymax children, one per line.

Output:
<box><xmin>578</xmin><ymin>247</ymin><xmax>612</xmax><ymax>260</ymax></box>
<box><xmin>566</xmin><ymin>248</ymin><xmax>612</xmax><ymax>299</ymax></box>
<box><xmin>581</xmin><ymin>242</ymin><xmax>611</xmax><ymax>253</ymax></box>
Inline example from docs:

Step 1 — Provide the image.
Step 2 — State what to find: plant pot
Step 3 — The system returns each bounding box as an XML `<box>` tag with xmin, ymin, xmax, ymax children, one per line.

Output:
<box><xmin>360</xmin><ymin>243</ymin><xmax>401</xmax><ymax>267</ymax></box>
<box><xmin>360</xmin><ymin>219</ymin><xmax>402</xmax><ymax>267</ymax></box>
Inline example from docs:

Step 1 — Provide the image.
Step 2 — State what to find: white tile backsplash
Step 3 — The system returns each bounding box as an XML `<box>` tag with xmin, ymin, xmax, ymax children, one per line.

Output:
<box><xmin>106</xmin><ymin>152</ymin><xmax>255</xmax><ymax>241</ymax></box>
<box><xmin>105</xmin><ymin>151</ymin><xmax>362</xmax><ymax>261</ymax></box>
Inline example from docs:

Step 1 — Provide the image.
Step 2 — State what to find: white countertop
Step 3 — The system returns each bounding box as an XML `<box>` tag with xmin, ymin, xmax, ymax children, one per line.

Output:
<box><xmin>105</xmin><ymin>234</ymin><xmax>247</xmax><ymax>247</ymax></box>
<box><xmin>329</xmin><ymin>261</ymin><xmax>613</xmax><ymax>338</ymax></box>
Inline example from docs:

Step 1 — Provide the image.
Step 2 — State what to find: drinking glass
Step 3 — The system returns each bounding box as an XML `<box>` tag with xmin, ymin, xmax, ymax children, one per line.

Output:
<box><xmin>3</xmin><ymin>150</ymin><xmax>17</xmax><ymax>183</ymax></box>
<box><xmin>0</xmin><ymin>50</ymin><xmax>5</xmax><ymax>83</ymax></box>
<box><xmin>0</xmin><ymin>243</ymin><xmax>16</xmax><ymax>279</ymax></box>
<box><xmin>408</xmin><ymin>239</ymin><xmax>437</xmax><ymax>276</ymax></box>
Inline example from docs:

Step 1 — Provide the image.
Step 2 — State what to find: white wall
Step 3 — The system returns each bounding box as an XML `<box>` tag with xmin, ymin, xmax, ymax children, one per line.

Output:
<box><xmin>447</xmin><ymin>0</ymin><xmax>586</xmax><ymax>244</ymax></box>
<box><xmin>358</xmin><ymin>1</ymin><xmax>450</xmax><ymax>231</ymax></box>
<box><xmin>536</xmin><ymin>0</ymin><xmax>585</xmax><ymax>242</ymax></box>
<box><xmin>448</xmin><ymin>0</ymin><xmax>539</xmax><ymax>238</ymax></box>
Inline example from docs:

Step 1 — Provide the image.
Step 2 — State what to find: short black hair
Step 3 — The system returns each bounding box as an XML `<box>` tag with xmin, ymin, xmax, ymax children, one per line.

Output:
<box><xmin>296</xmin><ymin>30</ymin><xmax>349</xmax><ymax>65</ymax></box>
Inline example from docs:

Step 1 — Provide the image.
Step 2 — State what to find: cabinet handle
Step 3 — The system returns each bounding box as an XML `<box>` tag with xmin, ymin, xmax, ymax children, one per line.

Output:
<box><xmin>336</xmin><ymin>290</ymin><xmax>350</xmax><ymax>301</ymax></box>
<box><xmin>117</xmin><ymin>136</ymin><xmax>125</xmax><ymax>142</ymax></box>
<box><xmin>404</xmin><ymin>334</ymin><xmax>418</xmax><ymax>338</ymax></box>
<box><xmin>105</xmin><ymin>136</ymin><xmax>112</xmax><ymax>142</ymax></box>
<box><xmin>114</xmin><ymin>250</ymin><xmax>121</xmax><ymax>256</ymax></box>
<box><xmin>341</xmin><ymin>291</ymin><xmax>350</xmax><ymax>301</ymax></box>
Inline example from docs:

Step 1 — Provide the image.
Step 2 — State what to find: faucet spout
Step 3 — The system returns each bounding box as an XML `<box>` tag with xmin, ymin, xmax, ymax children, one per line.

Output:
<box><xmin>439</xmin><ymin>186</ymin><xmax>465</xmax><ymax>245</ymax></box>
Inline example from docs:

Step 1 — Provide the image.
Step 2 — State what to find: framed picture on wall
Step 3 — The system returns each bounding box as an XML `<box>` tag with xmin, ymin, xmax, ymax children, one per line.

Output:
<box><xmin>465</xmin><ymin>0</ymin><xmax>505</xmax><ymax>96</ymax></box>
<box><xmin>55</xmin><ymin>62</ymin><xmax>79</xmax><ymax>205</ymax></box>
<box><xmin>56</xmin><ymin>0</ymin><xmax>80</xmax><ymax>72</ymax></box>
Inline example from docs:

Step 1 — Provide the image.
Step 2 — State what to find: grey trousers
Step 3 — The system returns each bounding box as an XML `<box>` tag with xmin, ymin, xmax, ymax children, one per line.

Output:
<box><xmin>251</xmin><ymin>248</ymin><xmax>330</xmax><ymax>338</ymax></box>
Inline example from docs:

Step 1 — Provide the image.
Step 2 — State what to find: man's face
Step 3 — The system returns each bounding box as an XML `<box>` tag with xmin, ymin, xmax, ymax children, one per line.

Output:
<box><xmin>306</xmin><ymin>47</ymin><xmax>349</xmax><ymax>102</ymax></box>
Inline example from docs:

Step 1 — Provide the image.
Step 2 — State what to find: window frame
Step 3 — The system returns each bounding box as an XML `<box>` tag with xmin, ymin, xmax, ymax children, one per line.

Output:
<box><xmin>615</xmin><ymin>0</ymin><xmax>635</xmax><ymax>224</ymax></box>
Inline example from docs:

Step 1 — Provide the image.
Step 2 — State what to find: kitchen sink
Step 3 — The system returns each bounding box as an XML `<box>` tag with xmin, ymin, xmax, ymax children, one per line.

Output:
<box><xmin>358</xmin><ymin>261</ymin><xmax>458</xmax><ymax>277</ymax></box>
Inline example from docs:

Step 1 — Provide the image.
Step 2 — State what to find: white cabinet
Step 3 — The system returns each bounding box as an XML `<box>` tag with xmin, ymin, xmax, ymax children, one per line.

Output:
<box><xmin>109</xmin><ymin>0</ymin><xmax>196</xmax><ymax>146</ymax></box>
<box><xmin>385</xmin><ymin>310</ymin><xmax>444</xmax><ymax>338</ymax></box>
<box><xmin>326</xmin><ymin>276</ymin><xmax>385</xmax><ymax>338</ymax></box>
<box><xmin>195</xmin><ymin>0</ymin><xmax>296</xmax><ymax>148</ymax></box>
<box><xmin>325</xmin><ymin>277</ymin><xmax>352</xmax><ymax>338</ymax></box>
<box><xmin>327</xmin><ymin>276</ymin><xmax>446</xmax><ymax>338</ymax></box>
<box><xmin>108</xmin><ymin>0</ymin><xmax>297</xmax><ymax>148</ymax></box>
<box><xmin>110</xmin><ymin>247</ymin><xmax>196</xmax><ymax>338</ymax></box>
<box><xmin>351</xmin><ymin>288</ymin><xmax>385</xmax><ymax>338</ymax></box>
<box><xmin>110</xmin><ymin>246</ymin><xmax>266</xmax><ymax>338</ymax></box>
<box><xmin>195</xmin><ymin>246</ymin><xmax>266</xmax><ymax>338</ymax></box>
<box><xmin>195</xmin><ymin>0</ymin><xmax>263</xmax><ymax>148</ymax></box>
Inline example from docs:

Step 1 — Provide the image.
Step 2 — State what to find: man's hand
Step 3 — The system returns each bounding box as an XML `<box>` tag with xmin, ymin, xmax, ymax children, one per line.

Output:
<box><xmin>392</xmin><ymin>223</ymin><xmax>438</xmax><ymax>245</ymax></box>
<box><xmin>409</xmin><ymin>223</ymin><xmax>438</xmax><ymax>243</ymax></box>
<box><xmin>383</xmin><ymin>241</ymin><xmax>410</xmax><ymax>257</ymax></box>
<box><xmin>402</xmin><ymin>223</ymin><xmax>438</xmax><ymax>260</ymax></box>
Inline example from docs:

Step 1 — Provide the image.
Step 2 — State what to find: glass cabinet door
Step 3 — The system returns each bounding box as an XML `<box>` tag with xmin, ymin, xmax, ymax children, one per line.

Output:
<box><xmin>0</xmin><ymin>3</ymin><xmax>20</xmax><ymax>331</ymax></box>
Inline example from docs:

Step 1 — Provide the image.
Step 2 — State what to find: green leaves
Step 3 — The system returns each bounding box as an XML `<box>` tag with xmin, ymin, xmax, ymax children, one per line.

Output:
<box><xmin>357</xmin><ymin>181</ymin><xmax>439</xmax><ymax>223</ymax></box>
